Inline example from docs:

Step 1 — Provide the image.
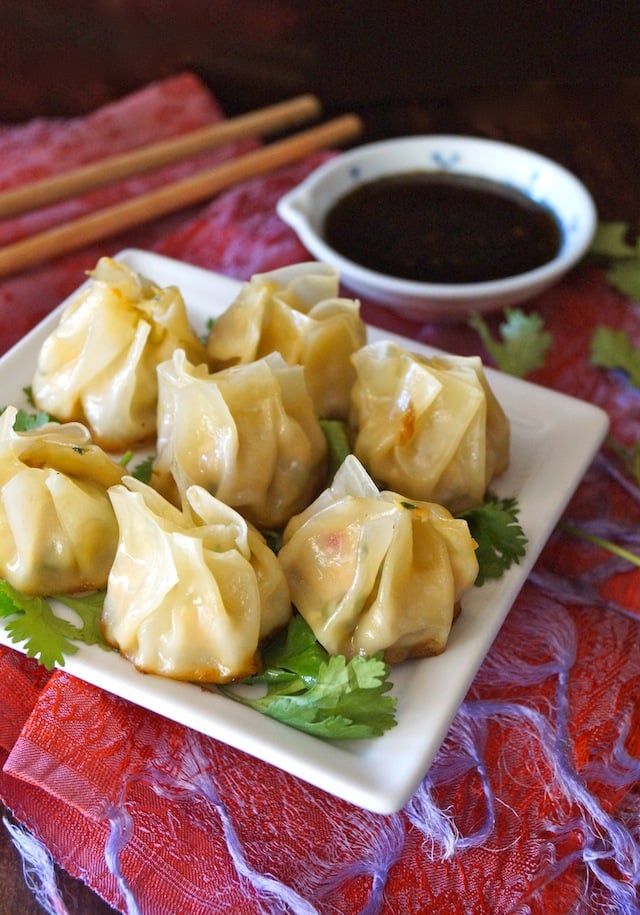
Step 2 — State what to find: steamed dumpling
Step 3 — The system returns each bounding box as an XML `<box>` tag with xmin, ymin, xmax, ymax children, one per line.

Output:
<box><xmin>349</xmin><ymin>341</ymin><xmax>510</xmax><ymax>513</ymax></box>
<box><xmin>206</xmin><ymin>262</ymin><xmax>367</xmax><ymax>419</ymax></box>
<box><xmin>0</xmin><ymin>406</ymin><xmax>125</xmax><ymax>594</ymax></box>
<box><xmin>279</xmin><ymin>455</ymin><xmax>479</xmax><ymax>663</ymax></box>
<box><xmin>31</xmin><ymin>257</ymin><xmax>208</xmax><ymax>451</ymax></box>
<box><xmin>152</xmin><ymin>349</ymin><xmax>328</xmax><ymax>529</ymax></box>
<box><xmin>102</xmin><ymin>477</ymin><xmax>291</xmax><ymax>682</ymax></box>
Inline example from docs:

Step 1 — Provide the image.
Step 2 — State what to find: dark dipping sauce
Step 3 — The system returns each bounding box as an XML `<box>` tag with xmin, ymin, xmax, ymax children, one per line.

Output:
<box><xmin>323</xmin><ymin>171</ymin><xmax>563</xmax><ymax>284</ymax></box>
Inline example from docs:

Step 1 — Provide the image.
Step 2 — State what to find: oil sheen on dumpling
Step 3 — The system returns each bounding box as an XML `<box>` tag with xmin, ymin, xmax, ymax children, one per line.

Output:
<box><xmin>279</xmin><ymin>455</ymin><xmax>478</xmax><ymax>664</ymax></box>
<box><xmin>349</xmin><ymin>341</ymin><xmax>510</xmax><ymax>514</ymax></box>
<box><xmin>0</xmin><ymin>406</ymin><xmax>125</xmax><ymax>595</ymax></box>
<box><xmin>206</xmin><ymin>262</ymin><xmax>367</xmax><ymax>419</ymax></box>
<box><xmin>31</xmin><ymin>257</ymin><xmax>208</xmax><ymax>451</ymax></box>
<box><xmin>102</xmin><ymin>477</ymin><xmax>291</xmax><ymax>682</ymax></box>
<box><xmin>153</xmin><ymin>349</ymin><xmax>328</xmax><ymax>530</ymax></box>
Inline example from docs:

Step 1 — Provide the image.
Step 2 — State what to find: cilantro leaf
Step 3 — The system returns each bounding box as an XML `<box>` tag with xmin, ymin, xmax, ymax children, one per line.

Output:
<box><xmin>319</xmin><ymin>418</ymin><xmax>352</xmax><ymax>482</ymax></box>
<box><xmin>590</xmin><ymin>326</ymin><xmax>640</xmax><ymax>387</ymax></box>
<box><xmin>0</xmin><ymin>406</ymin><xmax>56</xmax><ymax>430</ymax></box>
<box><xmin>468</xmin><ymin>308</ymin><xmax>553</xmax><ymax>377</ymax></box>
<box><xmin>459</xmin><ymin>496</ymin><xmax>527</xmax><ymax>586</ymax></box>
<box><xmin>251</xmin><ymin>612</ymin><xmax>330</xmax><ymax>685</ymax></box>
<box><xmin>200</xmin><ymin>315</ymin><xmax>217</xmax><ymax>344</ymax></box>
<box><xmin>604</xmin><ymin>260</ymin><xmax>640</xmax><ymax>301</ymax></box>
<box><xmin>13</xmin><ymin>409</ymin><xmax>56</xmax><ymax>431</ymax></box>
<box><xmin>222</xmin><ymin>614</ymin><xmax>397</xmax><ymax>739</ymax></box>
<box><xmin>22</xmin><ymin>386</ymin><xmax>36</xmax><ymax>408</ymax></box>
<box><xmin>254</xmin><ymin>655</ymin><xmax>396</xmax><ymax>739</ymax></box>
<box><xmin>119</xmin><ymin>451</ymin><xmax>155</xmax><ymax>484</ymax></box>
<box><xmin>0</xmin><ymin>582</ymin><xmax>111</xmax><ymax>668</ymax></box>
<box><xmin>131</xmin><ymin>454</ymin><xmax>154</xmax><ymax>484</ymax></box>
<box><xmin>0</xmin><ymin>581</ymin><xmax>79</xmax><ymax>668</ymax></box>
<box><xmin>588</xmin><ymin>221</ymin><xmax>640</xmax><ymax>260</ymax></box>
<box><xmin>587</xmin><ymin>221</ymin><xmax>640</xmax><ymax>298</ymax></box>
<box><xmin>55</xmin><ymin>591</ymin><xmax>110</xmax><ymax>650</ymax></box>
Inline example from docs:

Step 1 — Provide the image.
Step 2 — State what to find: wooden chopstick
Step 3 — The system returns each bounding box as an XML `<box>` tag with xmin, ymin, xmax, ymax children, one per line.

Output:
<box><xmin>0</xmin><ymin>93</ymin><xmax>323</xmax><ymax>220</ymax></box>
<box><xmin>0</xmin><ymin>113</ymin><xmax>363</xmax><ymax>278</ymax></box>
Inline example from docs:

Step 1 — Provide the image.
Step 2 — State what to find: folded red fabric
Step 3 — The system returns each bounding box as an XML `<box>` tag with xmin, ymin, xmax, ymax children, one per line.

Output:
<box><xmin>1</xmin><ymin>73</ymin><xmax>639</xmax><ymax>915</ymax></box>
<box><xmin>0</xmin><ymin>70</ymin><xmax>257</xmax><ymax>356</ymax></box>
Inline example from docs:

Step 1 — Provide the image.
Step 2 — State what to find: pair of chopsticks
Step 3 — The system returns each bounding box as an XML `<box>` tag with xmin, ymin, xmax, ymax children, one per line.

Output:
<box><xmin>0</xmin><ymin>94</ymin><xmax>362</xmax><ymax>278</ymax></box>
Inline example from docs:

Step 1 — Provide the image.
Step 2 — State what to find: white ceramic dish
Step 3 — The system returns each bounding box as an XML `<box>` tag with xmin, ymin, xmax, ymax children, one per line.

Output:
<box><xmin>0</xmin><ymin>249</ymin><xmax>608</xmax><ymax>814</ymax></box>
<box><xmin>277</xmin><ymin>135</ymin><xmax>597</xmax><ymax>321</ymax></box>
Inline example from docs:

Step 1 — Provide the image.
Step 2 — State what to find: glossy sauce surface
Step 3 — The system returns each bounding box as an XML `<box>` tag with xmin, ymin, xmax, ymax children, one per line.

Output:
<box><xmin>323</xmin><ymin>172</ymin><xmax>563</xmax><ymax>284</ymax></box>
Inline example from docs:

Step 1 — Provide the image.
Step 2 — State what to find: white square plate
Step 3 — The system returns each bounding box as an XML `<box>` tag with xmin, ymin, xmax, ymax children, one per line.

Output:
<box><xmin>0</xmin><ymin>249</ymin><xmax>609</xmax><ymax>814</ymax></box>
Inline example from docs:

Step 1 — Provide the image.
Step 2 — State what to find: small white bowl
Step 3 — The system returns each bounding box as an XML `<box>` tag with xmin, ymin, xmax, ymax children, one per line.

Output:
<box><xmin>277</xmin><ymin>135</ymin><xmax>597</xmax><ymax>321</ymax></box>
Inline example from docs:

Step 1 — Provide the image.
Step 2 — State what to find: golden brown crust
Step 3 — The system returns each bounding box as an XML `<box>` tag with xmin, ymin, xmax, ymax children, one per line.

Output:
<box><xmin>382</xmin><ymin>601</ymin><xmax>464</xmax><ymax>665</ymax></box>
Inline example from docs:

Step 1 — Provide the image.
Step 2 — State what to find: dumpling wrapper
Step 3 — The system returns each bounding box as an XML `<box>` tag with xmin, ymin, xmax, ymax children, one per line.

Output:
<box><xmin>153</xmin><ymin>349</ymin><xmax>328</xmax><ymax>530</ymax></box>
<box><xmin>349</xmin><ymin>341</ymin><xmax>510</xmax><ymax>514</ymax></box>
<box><xmin>102</xmin><ymin>478</ymin><xmax>291</xmax><ymax>683</ymax></box>
<box><xmin>279</xmin><ymin>455</ymin><xmax>479</xmax><ymax>664</ymax></box>
<box><xmin>0</xmin><ymin>406</ymin><xmax>124</xmax><ymax>594</ymax></box>
<box><xmin>206</xmin><ymin>261</ymin><xmax>367</xmax><ymax>419</ymax></box>
<box><xmin>32</xmin><ymin>257</ymin><xmax>208</xmax><ymax>451</ymax></box>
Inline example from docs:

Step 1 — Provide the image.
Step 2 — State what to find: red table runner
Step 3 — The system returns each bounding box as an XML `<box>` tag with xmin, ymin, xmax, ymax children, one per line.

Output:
<box><xmin>0</xmin><ymin>73</ymin><xmax>639</xmax><ymax>914</ymax></box>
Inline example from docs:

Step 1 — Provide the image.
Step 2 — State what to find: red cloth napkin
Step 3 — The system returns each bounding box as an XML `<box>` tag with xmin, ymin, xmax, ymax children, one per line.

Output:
<box><xmin>1</xmin><ymin>73</ymin><xmax>640</xmax><ymax>915</ymax></box>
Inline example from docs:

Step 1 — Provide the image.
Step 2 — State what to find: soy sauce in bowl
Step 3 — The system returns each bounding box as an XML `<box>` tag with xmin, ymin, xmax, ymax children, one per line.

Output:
<box><xmin>323</xmin><ymin>171</ymin><xmax>562</xmax><ymax>284</ymax></box>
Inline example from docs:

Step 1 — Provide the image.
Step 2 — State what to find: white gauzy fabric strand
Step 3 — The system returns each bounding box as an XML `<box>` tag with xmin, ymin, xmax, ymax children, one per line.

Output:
<box><xmin>3</xmin><ymin>816</ymin><xmax>70</xmax><ymax>915</ymax></box>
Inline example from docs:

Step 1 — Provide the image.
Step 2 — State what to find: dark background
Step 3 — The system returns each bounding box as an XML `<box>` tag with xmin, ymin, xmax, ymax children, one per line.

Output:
<box><xmin>1</xmin><ymin>1</ymin><xmax>639</xmax><ymax>122</ymax></box>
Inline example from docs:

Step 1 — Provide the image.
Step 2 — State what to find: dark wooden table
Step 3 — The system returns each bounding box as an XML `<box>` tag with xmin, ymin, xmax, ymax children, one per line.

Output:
<box><xmin>1</xmin><ymin>4</ymin><xmax>640</xmax><ymax>912</ymax></box>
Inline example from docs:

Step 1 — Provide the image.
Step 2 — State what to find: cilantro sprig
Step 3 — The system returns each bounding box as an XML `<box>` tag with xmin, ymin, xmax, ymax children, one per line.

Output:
<box><xmin>120</xmin><ymin>451</ymin><xmax>155</xmax><ymax>483</ymax></box>
<box><xmin>590</xmin><ymin>326</ymin><xmax>640</xmax><ymax>387</ymax></box>
<box><xmin>588</xmin><ymin>221</ymin><xmax>640</xmax><ymax>299</ymax></box>
<box><xmin>468</xmin><ymin>308</ymin><xmax>553</xmax><ymax>377</ymax></box>
<box><xmin>0</xmin><ymin>581</ymin><xmax>110</xmax><ymax>669</ymax></box>
<box><xmin>458</xmin><ymin>495</ymin><xmax>527</xmax><ymax>586</ymax></box>
<box><xmin>0</xmin><ymin>406</ymin><xmax>57</xmax><ymax>431</ymax></box>
<box><xmin>221</xmin><ymin>614</ymin><xmax>397</xmax><ymax>739</ymax></box>
<box><xmin>319</xmin><ymin>418</ymin><xmax>352</xmax><ymax>482</ymax></box>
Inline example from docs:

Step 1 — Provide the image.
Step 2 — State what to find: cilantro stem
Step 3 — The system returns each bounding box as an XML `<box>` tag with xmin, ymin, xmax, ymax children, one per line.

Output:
<box><xmin>561</xmin><ymin>523</ymin><xmax>640</xmax><ymax>568</ymax></box>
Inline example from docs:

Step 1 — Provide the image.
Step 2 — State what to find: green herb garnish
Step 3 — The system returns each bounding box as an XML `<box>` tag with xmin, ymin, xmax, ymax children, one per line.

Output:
<box><xmin>200</xmin><ymin>316</ymin><xmax>217</xmax><ymax>344</ymax></box>
<box><xmin>588</xmin><ymin>221</ymin><xmax>640</xmax><ymax>299</ymax></box>
<box><xmin>119</xmin><ymin>451</ymin><xmax>155</xmax><ymax>484</ymax></box>
<box><xmin>590</xmin><ymin>326</ymin><xmax>640</xmax><ymax>387</ymax></box>
<box><xmin>22</xmin><ymin>386</ymin><xmax>36</xmax><ymax>408</ymax></box>
<box><xmin>459</xmin><ymin>495</ymin><xmax>527</xmax><ymax>586</ymax></box>
<box><xmin>221</xmin><ymin>614</ymin><xmax>397</xmax><ymax>739</ymax></box>
<box><xmin>0</xmin><ymin>407</ymin><xmax>55</xmax><ymax>431</ymax></box>
<box><xmin>468</xmin><ymin>308</ymin><xmax>553</xmax><ymax>377</ymax></box>
<box><xmin>130</xmin><ymin>453</ymin><xmax>154</xmax><ymax>484</ymax></box>
<box><xmin>319</xmin><ymin>418</ymin><xmax>352</xmax><ymax>482</ymax></box>
<box><xmin>0</xmin><ymin>581</ymin><xmax>110</xmax><ymax>669</ymax></box>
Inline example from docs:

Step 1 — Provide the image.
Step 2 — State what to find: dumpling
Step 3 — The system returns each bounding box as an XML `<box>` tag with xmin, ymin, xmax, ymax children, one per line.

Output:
<box><xmin>31</xmin><ymin>257</ymin><xmax>208</xmax><ymax>451</ymax></box>
<box><xmin>0</xmin><ymin>406</ymin><xmax>125</xmax><ymax>595</ymax></box>
<box><xmin>152</xmin><ymin>349</ymin><xmax>328</xmax><ymax>530</ymax></box>
<box><xmin>102</xmin><ymin>477</ymin><xmax>291</xmax><ymax>682</ymax></box>
<box><xmin>278</xmin><ymin>455</ymin><xmax>479</xmax><ymax>664</ymax></box>
<box><xmin>349</xmin><ymin>341</ymin><xmax>510</xmax><ymax>514</ymax></box>
<box><xmin>206</xmin><ymin>261</ymin><xmax>367</xmax><ymax>419</ymax></box>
